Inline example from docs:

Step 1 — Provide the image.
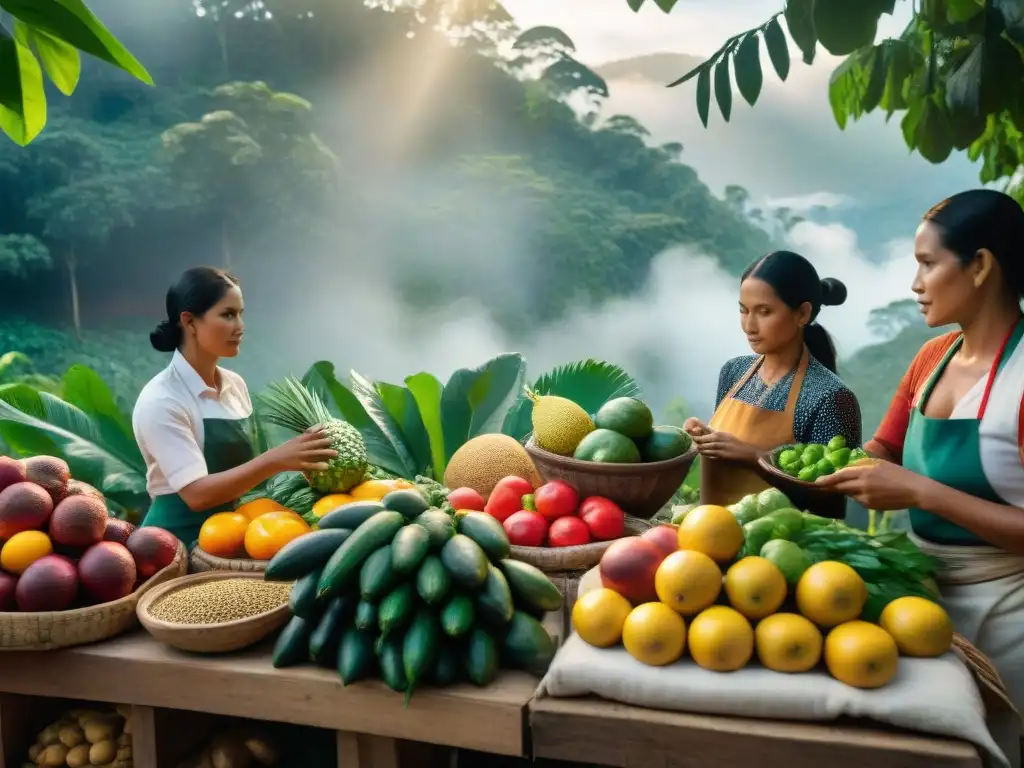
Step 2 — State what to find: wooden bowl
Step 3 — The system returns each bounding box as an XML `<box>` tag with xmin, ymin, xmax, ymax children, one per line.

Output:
<box><xmin>524</xmin><ymin>437</ymin><xmax>697</xmax><ymax>519</ymax></box>
<box><xmin>755</xmin><ymin>445</ymin><xmax>848</xmax><ymax>519</ymax></box>
<box><xmin>136</xmin><ymin>571</ymin><xmax>292</xmax><ymax>654</ymax></box>
<box><xmin>189</xmin><ymin>546</ymin><xmax>267</xmax><ymax>574</ymax></box>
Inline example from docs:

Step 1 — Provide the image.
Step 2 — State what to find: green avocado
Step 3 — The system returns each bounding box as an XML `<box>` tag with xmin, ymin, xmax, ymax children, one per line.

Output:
<box><xmin>639</xmin><ymin>425</ymin><xmax>692</xmax><ymax>462</ymax></box>
<box><xmin>573</xmin><ymin>428</ymin><xmax>642</xmax><ymax>463</ymax></box>
<box><xmin>593</xmin><ymin>397</ymin><xmax>654</xmax><ymax>440</ymax></box>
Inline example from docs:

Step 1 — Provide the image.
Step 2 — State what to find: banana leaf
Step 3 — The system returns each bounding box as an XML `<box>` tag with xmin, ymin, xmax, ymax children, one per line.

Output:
<box><xmin>501</xmin><ymin>359</ymin><xmax>642</xmax><ymax>441</ymax></box>
<box><xmin>441</xmin><ymin>353</ymin><xmax>526</xmax><ymax>456</ymax></box>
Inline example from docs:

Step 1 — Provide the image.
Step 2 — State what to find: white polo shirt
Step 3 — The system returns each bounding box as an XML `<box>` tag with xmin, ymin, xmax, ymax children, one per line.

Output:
<box><xmin>132</xmin><ymin>350</ymin><xmax>253</xmax><ymax>497</ymax></box>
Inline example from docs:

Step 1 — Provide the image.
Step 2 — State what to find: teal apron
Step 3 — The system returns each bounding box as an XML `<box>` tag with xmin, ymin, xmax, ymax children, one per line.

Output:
<box><xmin>141</xmin><ymin>414</ymin><xmax>260</xmax><ymax>546</ymax></box>
<box><xmin>904</xmin><ymin>320</ymin><xmax>1024</xmax><ymax>544</ymax></box>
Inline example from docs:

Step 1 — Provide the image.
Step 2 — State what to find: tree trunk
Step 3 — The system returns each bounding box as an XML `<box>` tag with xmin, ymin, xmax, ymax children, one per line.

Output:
<box><xmin>221</xmin><ymin>219</ymin><xmax>232</xmax><ymax>270</ymax></box>
<box><xmin>67</xmin><ymin>249</ymin><xmax>82</xmax><ymax>342</ymax></box>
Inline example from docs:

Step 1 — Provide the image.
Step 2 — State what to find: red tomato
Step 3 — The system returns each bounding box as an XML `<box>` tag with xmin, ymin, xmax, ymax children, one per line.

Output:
<box><xmin>548</xmin><ymin>516</ymin><xmax>591</xmax><ymax>548</ymax></box>
<box><xmin>485</xmin><ymin>476</ymin><xmax>535</xmax><ymax>523</ymax></box>
<box><xmin>447</xmin><ymin>487</ymin><xmax>486</xmax><ymax>511</ymax></box>
<box><xmin>579</xmin><ymin>496</ymin><xmax>626</xmax><ymax>541</ymax></box>
<box><xmin>534</xmin><ymin>480</ymin><xmax>579</xmax><ymax>520</ymax></box>
<box><xmin>503</xmin><ymin>511</ymin><xmax>548</xmax><ymax>547</ymax></box>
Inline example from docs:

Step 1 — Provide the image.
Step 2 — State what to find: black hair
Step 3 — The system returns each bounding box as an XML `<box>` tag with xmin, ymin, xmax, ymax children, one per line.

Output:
<box><xmin>923</xmin><ymin>189</ymin><xmax>1024</xmax><ymax>297</ymax></box>
<box><xmin>741</xmin><ymin>250</ymin><xmax>847</xmax><ymax>373</ymax></box>
<box><xmin>150</xmin><ymin>267</ymin><xmax>240</xmax><ymax>353</ymax></box>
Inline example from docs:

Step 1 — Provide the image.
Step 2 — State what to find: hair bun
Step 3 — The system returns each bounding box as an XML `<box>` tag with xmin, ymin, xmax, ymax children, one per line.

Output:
<box><xmin>150</xmin><ymin>320</ymin><xmax>182</xmax><ymax>353</ymax></box>
<box><xmin>820</xmin><ymin>277</ymin><xmax>848</xmax><ymax>307</ymax></box>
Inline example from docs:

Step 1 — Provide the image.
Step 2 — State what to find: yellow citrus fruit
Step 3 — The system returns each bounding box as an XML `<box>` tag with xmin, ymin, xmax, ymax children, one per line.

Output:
<box><xmin>198</xmin><ymin>511</ymin><xmax>250</xmax><ymax>558</ymax></box>
<box><xmin>724</xmin><ymin>556</ymin><xmax>788</xmax><ymax>621</ymax></box>
<box><xmin>621</xmin><ymin>602</ymin><xmax>687</xmax><ymax>666</ymax></box>
<box><xmin>349</xmin><ymin>479</ymin><xmax>410</xmax><ymax>501</ymax></box>
<box><xmin>676</xmin><ymin>505</ymin><xmax>744</xmax><ymax>563</ymax></box>
<box><xmin>244</xmin><ymin>512</ymin><xmax>311</xmax><ymax>560</ymax></box>
<box><xmin>795</xmin><ymin>561</ymin><xmax>868</xmax><ymax>628</ymax></box>
<box><xmin>312</xmin><ymin>494</ymin><xmax>353</xmax><ymax>519</ymax></box>
<box><xmin>824</xmin><ymin>620</ymin><xmax>899</xmax><ymax>689</ymax></box>
<box><xmin>234</xmin><ymin>498</ymin><xmax>288</xmax><ymax>521</ymax></box>
<box><xmin>687</xmin><ymin>605</ymin><xmax>754</xmax><ymax>672</ymax></box>
<box><xmin>879</xmin><ymin>596</ymin><xmax>954</xmax><ymax>658</ymax></box>
<box><xmin>755</xmin><ymin>613</ymin><xmax>823</xmax><ymax>673</ymax></box>
<box><xmin>654</xmin><ymin>549</ymin><xmax>723</xmax><ymax>617</ymax></box>
<box><xmin>0</xmin><ymin>530</ymin><xmax>53</xmax><ymax>575</ymax></box>
<box><xmin>572</xmin><ymin>588</ymin><xmax>633</xmax><ymax>647</ymax></box>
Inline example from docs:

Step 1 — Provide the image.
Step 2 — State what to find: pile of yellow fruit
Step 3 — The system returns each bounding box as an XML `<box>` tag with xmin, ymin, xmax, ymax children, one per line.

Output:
<box><xmin>572</xmin><ymin>504</ymin><xmax>954</xmax><ymax>689</ymax></box>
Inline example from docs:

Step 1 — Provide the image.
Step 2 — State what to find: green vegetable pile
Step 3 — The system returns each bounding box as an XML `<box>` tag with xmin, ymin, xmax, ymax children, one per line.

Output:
<box><xmin>264</xmin><ymin>488</ymin><xmax>562</xmax><ymax>703</ymax></box>
<box><xmin>728</xmin><ymin>488</ymin><xmax>940</xmax><ymax>621</ymax></box>
<box><xmin>773</xmin><ymin>435</ymin><xmax>869</xmax><ymax>482</ymax></box>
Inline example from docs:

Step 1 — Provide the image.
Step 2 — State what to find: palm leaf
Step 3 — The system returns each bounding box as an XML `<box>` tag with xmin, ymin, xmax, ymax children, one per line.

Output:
<box><xmin>377</xmin><ymin>381</ymin><xmax>431</xmax><ymax>473</ymax></box>
<box><xmin>501</xmin><ymin>359</ymin><xmax>641</xmax><ymax>441</ymax></box>
<box><xmin>348</xmin><ymin>370</ymin><xmax>420</xmax><ymax>478</ymax></box>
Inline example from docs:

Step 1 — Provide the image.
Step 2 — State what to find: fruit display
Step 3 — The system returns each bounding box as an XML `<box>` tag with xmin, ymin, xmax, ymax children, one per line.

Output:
<box><xmin>529</xmin><ymin>394</ymin><xmax>692</xmax><ymax>464</ymax></box>
<box><xmin>443</xmin><ymin>433</ymin><xmax>541</xmax><ymax>498</ymax></box>
<box><xmin>449</xmin><ymin>476</ymin><xmax>627</xmax><ymax>548</ymax></box>
<box><xmin>198</xmin><ymin>507</ymin><xmax>312</xmax><ymax>561</ymax></box>
<box><xmin>770</xmin><ymin>435</ymin><xmax>870</xmax><ymax>482</ymax></box>
<box><xmin>574</xmin><ymin>496</ymin><xmax>953</xmax><ymax>689</ymax></box>
<box><xmin>173</xmin><ymin>728</ymin><xmax>280</xmax><ymax>768</ymax></box>
<box><xmin>265</xmin><ymin>491</ymin><xmax>563</xmax><ymax>701</ymax></box>
<box><xmin>20</xmin><ymin>704</ymin><xmax>133</xmax><ymax>768</ymax></box>
<box><xmin>0</xmin><ymin>456</ymin><xmax>178</xmax><ymax>612</ymax></box>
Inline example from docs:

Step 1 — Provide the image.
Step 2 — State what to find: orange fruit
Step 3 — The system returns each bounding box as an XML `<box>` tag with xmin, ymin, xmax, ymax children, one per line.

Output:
<box><xmin>312</xmin><ymin>494</ymin><xmax>353</xmax><ymax>519</ymax></box>
<box><xmin>349</xmin><ymin>480</ymin><xmax>398</xmax><ymax>501</ymax></box>
<box><xmin>0</xmin><ymin>531</ymin><xmax>53</xmax><ymax>575</ymax></box>
<box><xmin>755</xmin><ymin>613</ymin><xmax>823</xmax><ymax>673</ymax></box>
<box><xmin>879</xmin><ymin>596</ymin><xmax>953</xmax><ymax>658</ymax></box>
<box><xmin>244</xmin><ymin>512</ymin><xmax>311</xmax><ymax>560</ymax></box>
<box><xmin>234</xmin><ymin>498</ymin><xmax>288</xmax><ymax>521</ymax></box>
<box><xmin>687</xmin><ymin>605</ymin><xmax>754</xmax><ymax>672</ymax></box>
<box><xmin>572</xmin><ymin>588</ymin><xmax>632</xmax><ymax>647</ymax></box>
<box><xmin>654</xmin><ymin>549</ymin><xmax>722</xmax><ymax>616</ymax></box>
<box><xmin>621</xmin><ymin>602</ymin><xmax>687</xmax><ymax>666</ymax></box>
<box><xmin>824</xmin><ymin>620</ymin><xmax>899</xmax><ymax>689</ymax></box>
<box><xmin>676</xmin><ymin>505</ymin><xmax>744</xmax><ymax>563</ymax></box>
<box><xmin>796</xmin><ymin>561</ymin><xmax>868</xmax><ymax>628</ymax></box>
<box><xmin>198</xmin><ymin>512</ymin><xmax>250</xmax><ymax>558</ymax></box>
<box><xmin>724</xmin><ymin>556</ymin><xmax>787</xmax><ymax>620</ymax></box>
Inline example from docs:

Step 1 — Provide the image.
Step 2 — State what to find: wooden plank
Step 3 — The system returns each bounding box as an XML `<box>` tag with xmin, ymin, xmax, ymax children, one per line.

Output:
<box><xmin>0</xmin><ymin>632</ymin><xmax>534</xmax><ymax>757</ymax></box>
<box><xmin>529</xmin><ymin>697</ymin><xmax>984</xmax><ymax>768</ymax></box>
<box><xmin>129</xmin><ymin>705</ymin><xmax>158</xmax><ymax>768</ymax></box>
<box><xmin>336</xmin><ymin>732</ymin><xmax>400</xmax><ymax>768</ymax></box>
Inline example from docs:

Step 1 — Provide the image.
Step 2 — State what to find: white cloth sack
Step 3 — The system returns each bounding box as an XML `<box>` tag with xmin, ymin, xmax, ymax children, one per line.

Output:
<box><xmin>540</xmin><ymin>566</ymin><xmax>1006</xmax><ymax>767</ymax></box>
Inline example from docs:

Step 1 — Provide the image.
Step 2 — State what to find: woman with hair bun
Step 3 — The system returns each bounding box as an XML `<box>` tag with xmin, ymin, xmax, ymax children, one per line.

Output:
<box><xmin>819</xmin><ymin>190</ymin><xmax>1024</xmax><ymax>744</ymax></box>
<box><xmin>132</xmin><ymin>267</ymin><xmax>337</xmax><ymax>544</ymax></box>
<box><xmin>684</xmin><ymin>250</ymin><xmax>862</xmax><ymax>507</ymax></box>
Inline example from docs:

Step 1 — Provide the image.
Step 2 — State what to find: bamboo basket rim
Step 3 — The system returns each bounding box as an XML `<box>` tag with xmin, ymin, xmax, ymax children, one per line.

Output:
<box><xmin>756</xmin><ymin>445</ymin><xmax>845</xmax><ymax>493</ymax></box>
<box><xmin>509</xmin><ymin>515</ymin><xmax>651</xmax><ymax>570</ymax></box>
<box><xmin>525</xmin><ymin>437</ymin><xmax>698</xmax><ymax>476</ymax></box>
<box><xmin>136</xmin><ymin>570</ymin><xmax>292</xmax><ymax>634</ymax></box>
<box><xmin>190</xmin><ymin>546</ymin><xmax>268</xmax><ymax>572</ymax></box>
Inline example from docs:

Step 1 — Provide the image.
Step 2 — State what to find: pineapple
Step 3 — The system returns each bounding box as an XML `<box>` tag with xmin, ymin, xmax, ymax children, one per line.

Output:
<box><xmin>258</xmin><ymin>377</ymin><xmax>368</xmax><ymax>493</ymax></box>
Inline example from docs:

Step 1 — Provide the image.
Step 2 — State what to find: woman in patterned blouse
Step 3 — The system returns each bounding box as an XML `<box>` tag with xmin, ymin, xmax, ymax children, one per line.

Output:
<box><xmin>684</xmin><ymin>250</ymin><xmax>862</xmax><ymax>508</ymax></box>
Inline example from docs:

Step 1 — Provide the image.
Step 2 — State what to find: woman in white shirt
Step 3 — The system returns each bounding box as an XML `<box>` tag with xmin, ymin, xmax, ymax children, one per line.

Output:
<box><xmin>132</xmin><ymin>267</ymin><xmax>336</xmax><ymax>544</ymax></box>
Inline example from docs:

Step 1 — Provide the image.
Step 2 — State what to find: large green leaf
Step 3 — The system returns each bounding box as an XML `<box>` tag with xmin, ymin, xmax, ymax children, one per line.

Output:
<box><xmin>0</xmin><ymin>22</ymin><xmax>46</xmax><ymax>146</ymax></box>
<box><xmin>405</xmin><ymin>372</ymin><xmax>445</xmax><ymax>481</ymax></box>
<box><xmin>27</xmin><ymin>25</ymin><xmax>80</xmax><ymax>95</ymax></box>
<box><xmin>501</xmin><ymin>359</ymin><xmax>642</xmax><ymax>441</ymax></box>
<box><xmin>60</xmin><ymin>364</ymin><xmax>139</xmax><ymax>464</ymax></box>
<box><xmin>376</xmin><ymin>382</ymin><xmax>431</xmax><ymax>473</ymax></box>
<box><xmin>440</xmin><ymin>353</ymin><xmax>527</xmax><ymax>459</ymax></box>
<box><xmin>348</xmin><ymin>369</ymin><xmax>420</xmax><ymax>478</ymax></box>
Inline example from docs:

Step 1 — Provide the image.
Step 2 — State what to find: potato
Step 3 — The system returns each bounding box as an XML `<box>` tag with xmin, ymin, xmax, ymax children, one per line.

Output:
<box><xmin>210</xmin><ymin>736</ymin><xmax>253</xmax><ymax>768</ymax></box>
<box><xmin>39</xmin><ymin>744</ymin><xmax>68</xmax><ymax>767</ymax></box>
<box><xmin>67</xmin><ymin>743</ymin><xmax>91</xmax><ymax>768</ymax></box>
<box><xmin>38</xmin><ymin>725</ymin><xmax>60</xmax><ymax>746</ymax></box>
<box><xmin>243</xmin><ymin>737</ymin><xmax>278</xmax><ymax>766</ymax></box>
<box><xmin>84</xmin><ymin>720</ymin><xmax>116</xmax><ymax>745</ymax></box>
<box><xmin>116</xmin><ymin>746</ymin><xmax>131</xmax><ymax>760</ymax></box>
<box><xmin>89</xmin><ymin>739</ymin><xmax>116</xmax><ymax>766</ymax></box>
<box><xmin>60</xmin><ymin>725</ymin><xmax>85</xmax><ymax>748</ymax></box>
<box><xmin>195</xmin><ymin>748</ymin><xmax>215</xmax><ymax>768</ymax></box>
<box><xmin>28</xmin><ymin>743</ymin><xmax>42</xmax><ymax>761</ymax></box>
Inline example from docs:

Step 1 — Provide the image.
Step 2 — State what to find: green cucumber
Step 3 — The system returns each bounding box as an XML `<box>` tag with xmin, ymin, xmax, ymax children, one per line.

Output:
<box><xmin>440</xmin><ymin>594</ymin><xmax>475</xmax><ymax>638</ymax></box>
<box><xmin>359</xmin><ymin>545</ymin><xmax>397</xmax><ymax>601</ymax></box>
<box><xmin>382</xmin><ymin>489</ymin><xmax>430</xmax><ymax>520</ymax></box>
<box><xmin>458</xmin><ymin>512</ymin><xmax>511</xmax><ymax>561</ymax></box>
<box><xmin>465</xmin><ymin>627</ymin><xmax>500</xmax><ymax>686</ymax></box>
<box><xmin>414</xmin><ymin>510</ymin><xmax>455</xmax><ymax>549</ymax></box>
<box><xmin>416</xmin><ymin>555</ymin><xmax>451</xmax><ymax>606</ymax></box>
<box><xmin>309</xmin><ymin>595</ymin><xmax>352</xmax><ymax>667</ymax></box>
<box><xmin>317</xmin><ymin>500</ymin><xmax>386</xmax><ymax>530</ymax></box>
<box><xmin>378</xmin><ymin>581</ymin><xmax>415</xmax><ymax>637</ymax></box>
<box><xmin>289</xmin><ymin>567</ymin><xmax>324</xmax><ymax>619</ymax></box>
<box><xmin>431</xmin><ymin>643</ymin><xmax>462</xmax><ymax>687</ymax></box>
<box><xmin>476</xmin><ymin>564</ymin><xmax>514</xmax><ymax>627</ymax></box>
<box><xmin>272</xmin><ymin>615</ymin><xmax>313</xmax><ymax>668</ymax></box>
<box><xmin>502</xmin><ymin>610</ymin><xmax>557</xmax><ymax>677</ymax></box>
<box><xmin>318</xmin><ymin>511</ymin><xmax>406</xmax><ymax>598</ymax></box>
<box><xmin>402</xmin><ymin>608</ymin><xmax>440</xmax><ymax>705</ymax></box>
<box><xmin>391</xmin><ymin>525</ymin><xmax>430</xmax><ymax>575</ymax></box>
<box><xmin>338</xmin><ymin>628</ymin><xmax>377</xmax><ymax>686</ymax></box>
<box><xmin>378</xmin><ymin>633</ymin><xmax>408</xmax><ymax>692</ymax></box>
<box><xmin>498</xmin><ymin>559</ymin><xmax>564</xmax><ymax>613</ymax></box>
<box><xmin>354</xmin><ymin>599</ymin><xmax>378</xmax><ymax>631</ymax></box>
<box><xmin>441</xmin><ymin>534</ymin><xmax>489</xmax><ymax>590</ymax></box>
<box><xmin>265</xmin><ymin>528</ymin><xmax>353</xmax><ymax>581</ymax></box>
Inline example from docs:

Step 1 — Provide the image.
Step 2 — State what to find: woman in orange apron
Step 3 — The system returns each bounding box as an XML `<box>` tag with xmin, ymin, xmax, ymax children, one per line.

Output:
<box><xmin>684</xmin><ymin>250</ymin><xmax>862</xmax><ymax>507</ymax></box>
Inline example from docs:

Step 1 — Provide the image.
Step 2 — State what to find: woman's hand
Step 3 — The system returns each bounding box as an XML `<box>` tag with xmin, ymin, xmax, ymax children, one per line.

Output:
<box><xmin>683</xmin><ymin>418</ymin><xmax>710</xmax><ymax>437</ymax></box>
<box><xmin>265</xmin><ymin>427</ymin><xmax>338</xmax><ymax>473</ymax></box>
<box><xmin>815</xmin><ymin>460</ymin><xmax>926</xmax><ymax>511</ymax></box>
<box><xmin>691</xmin><ymin>430</ymin><xmax>759</xmax><ymax>463</ymax></box>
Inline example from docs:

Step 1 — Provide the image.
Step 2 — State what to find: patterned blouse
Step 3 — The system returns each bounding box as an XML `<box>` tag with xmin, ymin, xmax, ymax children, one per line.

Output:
<box><xmin>715</xmin><ymin>355</ymin><xmax>863</xmax><ymax>447</ymax></box>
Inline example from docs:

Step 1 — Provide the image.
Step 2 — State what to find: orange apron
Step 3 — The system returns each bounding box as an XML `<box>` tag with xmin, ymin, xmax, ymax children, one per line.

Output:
<box><xmin>700</xmin><ymin>348</ymin><xmax>808</xmax><ymax>507</ymax></box>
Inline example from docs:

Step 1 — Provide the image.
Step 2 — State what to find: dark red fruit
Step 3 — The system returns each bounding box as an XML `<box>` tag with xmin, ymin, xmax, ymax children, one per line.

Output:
<box><xmin>640</xmin><ymin>523</ymin><xmax>679</xmax><ymax>556</ymax></box>
<box><xmin>534</xmin><ymin>480</ymin><xmax>579</xmax><ymax>521</ymax></box>
<box><xmin>548</xmin><ymin>516</ymin><xmax>591</xmax><ymax>548</ymax></box>
<box><xmin>78</xmin><ymin>542</ymin><xmax>137</xmax><ymax>604</ymax></box>
<box><xmin>16</xmin><ymin>554</ymin><xmax>78</xmax><ymax>612</ymax></box>
<box><xmin>49</xmin><ymin>496</ymin><xmax>108</xmax><ymax>548</ymax></box>
<box><xmin>579</xmin><ymin>496</ymin><xmax>626</xmax><ymax>541</ymax></box>
<box><xmin>126</xmin><ymin>527</ymin><xmax>179</xmax><ymax>580</ymax></box>
<box><xmin>65</xmin><ymin>480</ymin><xmax>106</xmax><ymax>504</ymax></box>
<box><xmin>0</xmin><ymin>457</ymin><xmax>26</xmax><ymax>494</ymax></box>
<box><xmin>502</xmin><ymin>510</ymin><xmax>548</xmax><ymax>547</ymax></box>
<box><xmin>484</xmin><ymin>476</ymin><xmax>535</xmax><ymax>523</ymax></box>
<box><xmin>103</xmin><ymin>518</ymin><xmax>137</xmax><ymax>546</ymax></box>
<box><xmin>0</xmin><ymin>572</ymin><xmax>16</xmax><ymax>611</ymax></box>
<box><xmin>22</xmin><ymin>456</ymin><xmax>70</xmax><ymax>504</ymax></box>
<box><xmin>599</xmin><ymin>537</ymin><xmax>667</xmax><ymax>604</ymax></box>
<box><xmin>0</xmin><ymin>482</ymin><xmax>54</xmax><ymax>538</ymax></box>
<box><xmin>447</xmin><ymin>487</ymin><xmax>486</xmax><ymax>511</ymax></box>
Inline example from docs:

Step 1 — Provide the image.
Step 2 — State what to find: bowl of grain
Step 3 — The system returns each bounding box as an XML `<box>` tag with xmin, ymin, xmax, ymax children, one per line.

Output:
<box><xmin>136</xmin><ymin>571</ymin><xmax>293</xmax><ymax>654</ymax></box>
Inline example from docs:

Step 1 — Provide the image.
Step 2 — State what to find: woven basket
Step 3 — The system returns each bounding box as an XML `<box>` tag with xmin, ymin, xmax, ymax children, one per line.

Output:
<box><xmin>0</xmin><ymin>541</ymin><xmax>188</xmax><ymax>651</ymax></box>
<box><xmin>525</xmin><ymin>438</ymin><xmax>697</xmax><ymax>519</ymax></box>
<box><xmin>952</xmin><ymin>633</ymin><xmax>1021</xmax><ymax>721</ymax></box>
<box><xmin>189</xmin><ymin>546</ymin><xmax>267</xmax><ymax>574</ymax></box>
<box><xmin>136</xmin><ymin>571</ymin><xmax>292</xmax><ymax>654</ymax></box>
